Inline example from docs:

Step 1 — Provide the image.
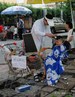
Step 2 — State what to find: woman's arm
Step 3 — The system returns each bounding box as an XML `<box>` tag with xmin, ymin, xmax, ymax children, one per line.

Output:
<box><xmin>67</xmin><ymin>35</ymin><xmax>73</xmax><ymax>42</ymax></box>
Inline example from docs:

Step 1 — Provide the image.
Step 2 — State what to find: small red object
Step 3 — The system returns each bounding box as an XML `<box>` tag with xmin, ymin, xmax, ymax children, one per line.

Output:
<box><xmin>13</xmin><ymin>42</ymin><xmax>17</xmax><ymax>45</ymax></box>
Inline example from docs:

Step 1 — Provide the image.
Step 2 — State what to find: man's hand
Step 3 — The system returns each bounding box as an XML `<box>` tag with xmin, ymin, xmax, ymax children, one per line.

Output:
<box><xmin>45</xmin><ymin>33</ymin><xmax>56</xmax><ymax>38</ymax></box>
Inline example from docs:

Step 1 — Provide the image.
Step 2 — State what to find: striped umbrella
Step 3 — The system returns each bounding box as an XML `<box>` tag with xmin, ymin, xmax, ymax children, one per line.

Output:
<box><xmin>1</xmin><ymin>6</ymin><xmax>32</xmax><ymax>15</ymax></box>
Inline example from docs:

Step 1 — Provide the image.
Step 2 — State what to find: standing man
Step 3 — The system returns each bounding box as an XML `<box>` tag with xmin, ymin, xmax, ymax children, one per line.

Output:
<box><xmin>31</xmin><ymin>13</ymin><xmax>55</xmax><ymax>55</ymax></box>
<box><xmin>17</xmin><ymin>16</ymin><xmax>24</xmax><ymax>40</ymax></box>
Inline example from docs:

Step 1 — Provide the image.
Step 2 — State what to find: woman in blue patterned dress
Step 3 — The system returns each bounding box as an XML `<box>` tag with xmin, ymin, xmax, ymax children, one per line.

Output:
<box><xmin>43</xmin><ymin>36</ymin><xmax>68</xmax><ymax>86</ymax></box>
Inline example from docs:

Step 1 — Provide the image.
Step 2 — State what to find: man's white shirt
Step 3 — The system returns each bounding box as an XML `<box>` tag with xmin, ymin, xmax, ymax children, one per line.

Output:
<box><xmin>31</xmin><ymin>18</ymin><xmax>52</xmax><ymax>52</ymax></box>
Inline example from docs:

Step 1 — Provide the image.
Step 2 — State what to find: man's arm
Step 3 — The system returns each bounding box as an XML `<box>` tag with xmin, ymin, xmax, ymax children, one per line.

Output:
<box><xmin>31</xmin><ymin>21</ymin><xmax>56</xmax><ymax>37</ymax></box>
<box><xmin>45</xmin><ymin>33</ymin><xmax>56</xmax><ymax>38</ymax></box>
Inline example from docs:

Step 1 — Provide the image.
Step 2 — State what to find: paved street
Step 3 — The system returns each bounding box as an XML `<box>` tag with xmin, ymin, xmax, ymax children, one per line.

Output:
<box><xmin>0</xmin><ymin>65</ymin><xmax>9</xmax><ymax>81</ymax></box>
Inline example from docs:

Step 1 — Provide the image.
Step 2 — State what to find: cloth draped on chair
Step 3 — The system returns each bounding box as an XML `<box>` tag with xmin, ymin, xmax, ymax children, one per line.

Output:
<box><xmin>44</xmin><ymin>44</ymin><xmax>68</xmax><ymax>85</ymax></box>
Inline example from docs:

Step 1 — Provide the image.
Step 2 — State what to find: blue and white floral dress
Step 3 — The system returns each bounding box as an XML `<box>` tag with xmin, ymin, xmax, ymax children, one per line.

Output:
<box><xmin>44</xmin><ymin>44</ymin><xmax>68</xmax><ymax>85</ymax></box>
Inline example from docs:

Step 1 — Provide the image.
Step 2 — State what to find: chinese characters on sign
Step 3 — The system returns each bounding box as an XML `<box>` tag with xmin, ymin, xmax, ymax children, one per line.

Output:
<box><xmin>12</xmin><ymin>55</ymin><xmax>26</xmax><ymax>69</ymax></box>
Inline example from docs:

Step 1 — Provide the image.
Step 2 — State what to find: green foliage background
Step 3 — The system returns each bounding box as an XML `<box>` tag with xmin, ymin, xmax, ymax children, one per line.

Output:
<box><xmin>0</xmin><ymin>1</ymin><xmax>72</xmax><ymax>25</ymax></box>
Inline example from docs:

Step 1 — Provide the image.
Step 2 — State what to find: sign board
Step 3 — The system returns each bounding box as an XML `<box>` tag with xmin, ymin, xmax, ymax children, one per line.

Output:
<box><xmin>11</xmin><ymin>55</ymin><xmax>26</xmax><ymax>69</ymax></box>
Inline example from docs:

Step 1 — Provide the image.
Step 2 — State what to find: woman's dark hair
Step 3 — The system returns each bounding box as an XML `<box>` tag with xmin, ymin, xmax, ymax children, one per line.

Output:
<box><xmin>63</xmin><ymin>41</ymin><xmax>71</xmax><ymax>50</ymax></box>
<box><xmin>66</xmin><ymin>21</ymin><xmax>73</xmax><ymax>29</ymax></box>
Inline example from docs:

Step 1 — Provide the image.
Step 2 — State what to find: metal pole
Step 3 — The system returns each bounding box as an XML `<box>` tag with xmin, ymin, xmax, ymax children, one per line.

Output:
<box><xmin>42</xmin><ymin>0</ymin><xmax>44</xmax><ymax>4</ymax></box>
<box><xmin>60</xmin><ymin>2</ymin><xmax>63</xmax><ymax>20</ymax></box>
<box><xmin>69</xmin><ymin>0</ymin><xmax>75</xmax><ymax>28</ymax></box>
<box><xmin>42</xmin><ymin>0</ymin><xmax>47</xmax><ymax>16</ymax></box>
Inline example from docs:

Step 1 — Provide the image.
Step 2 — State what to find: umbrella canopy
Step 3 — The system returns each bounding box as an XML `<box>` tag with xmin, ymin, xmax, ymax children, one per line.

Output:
<box><xmin>25</xmin><ymin>0</ymin><xmax>67</xmax><ymax>4</ymax></box>
<box><xmin>1</xmin><ymin>6</ymin><xmax>32</xmax><ymax>15</ymax></box>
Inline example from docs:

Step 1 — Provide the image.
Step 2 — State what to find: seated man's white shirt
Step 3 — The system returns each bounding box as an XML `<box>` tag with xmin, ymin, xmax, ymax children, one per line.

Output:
<box><xmin>67</xmin><ymin>29</ymin><xmax>74</xmax><ymax>48</ymax></box>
